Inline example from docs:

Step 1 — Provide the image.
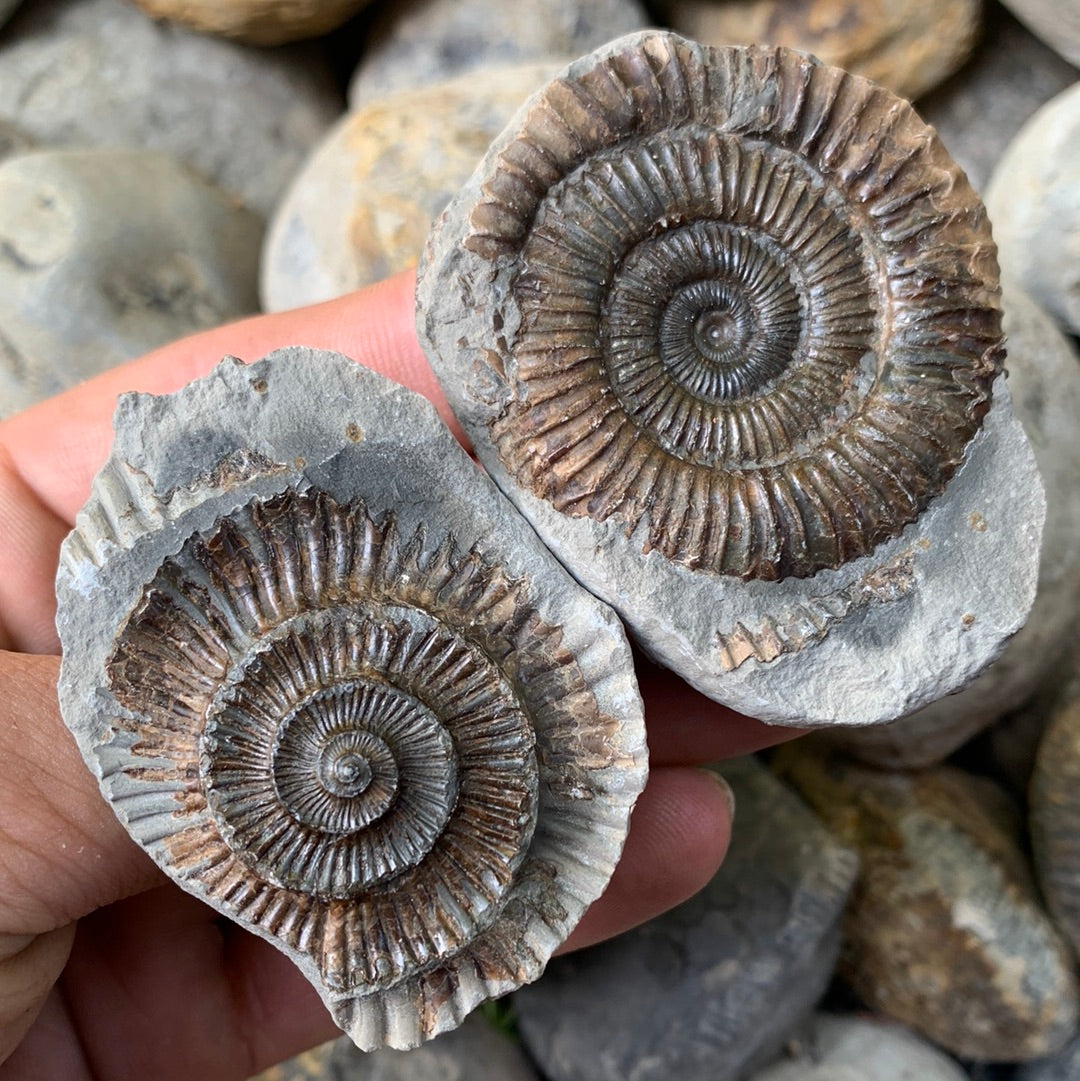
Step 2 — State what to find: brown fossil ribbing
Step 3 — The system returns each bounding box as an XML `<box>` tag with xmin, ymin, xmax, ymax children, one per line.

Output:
<box><xmin>467</xmin><ymin>32</ymin><xmax>1003</xmax><ymax>579</ymax></box>
<box><xmin>104</xmin><ymin>487</ymin><xmax>628</xmax><ymax>1041</ymax></box>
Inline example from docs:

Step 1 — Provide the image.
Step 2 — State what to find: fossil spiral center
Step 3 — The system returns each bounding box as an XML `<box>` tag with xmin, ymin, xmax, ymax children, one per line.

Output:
<box><xmin>324</xmin><ymin>749</ymin><xmax>372</xmax><ymax>795</ymax></box>
<box><xmin>692</xmin><ymin>307</ymin><xmax>741</xmax><ymax>358</ymax></box>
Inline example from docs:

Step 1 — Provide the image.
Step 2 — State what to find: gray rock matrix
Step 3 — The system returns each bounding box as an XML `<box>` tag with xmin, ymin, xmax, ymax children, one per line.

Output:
<box><xmin>823</xmin><ymin>283</ymin><xmax>1080</xmax><ymax>767</ymax></box>
<box><xmin>0</xmin><ymin>0</ymin><xmax>342</xmax><ymax>217</ymax></box>
<box><xmin>347</xmin><ymin>0</ymin><xmax>649</xmax><ymax>108</ymax></box>
<box><xmin>512</xmin><ymin>757</ymin><xmax>858</xmax><ymax>1081</ymax></box>
<box><xmin>0</xmin><ymin>148</ymin><xmax>262</xmax><ymax>415</ymax></box>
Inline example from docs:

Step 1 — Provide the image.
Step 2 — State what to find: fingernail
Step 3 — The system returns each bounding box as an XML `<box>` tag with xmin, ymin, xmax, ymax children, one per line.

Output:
<box><xmin>701</xmin><ymin>768</ymin><xmax>736</xmax><ymax>825</ymax></box>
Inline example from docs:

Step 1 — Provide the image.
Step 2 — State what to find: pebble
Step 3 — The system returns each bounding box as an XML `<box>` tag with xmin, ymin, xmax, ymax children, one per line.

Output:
<box><xmin>511</xmin><ymin>757</ymin><xmax>858</xmax><ymax>1081</ymax></box>
<box><xmin>262</xmin><ymin>62</ymin><xmax>560</xmax><ymax>311</ymax></box>
<box><xmin>1029</xmin><ymin>676</ymin><xmax>1080</xmax><ymax>956</ymax></box>
<box><xmin>998</xmin><ymin>0</ymin><xmax>1080</xmax><ymax>68</ymax></box>
<box><xmin>0</xmin><ymin>149</ymin><xmax>262</xmax><ymax>415</ymax></box>
<box><xmin>748</xmin><ymin>1013</ymin><xmax>969</xmax><ymax>1081</ymax></box>
<box><xmin>251</xmin><ymin>1015</ymin><xmax>540</xmax><ymax>1081</ymax></box>
<box><xmin>0</xmin><ymin>0</ymin><xmax>342</xmax><ymax>217</ymax></box>
<box><xmin>917</xmin><ymin>5</ymin><xmax>1078</xmax><ymax>194</ymax></box>
<box><xmin>663</xmin><ymin>0</ymin><xmax>982</xmax><ymax>102</ymax></box>
<box><xmin>347</xmin><ymin>0</ymin><xmax>648</xmax><ymax>109</ymax></box>
<box><xmin>127</xmin><ymin>0</ymin><xmax>373</xmax><ymax>45</ymax></box>
<box><xmin>821</xmin><ymin>284</ymin><xmax>1080</xmax><ymax>769</ymax></box>
<box><xmin>775</xmin><ymin>747</ymin><xmax>1080</xmax><ymax>1062</ymax></box>
<box><xmin>986</xmin><ymin>82</ymin><xmax>1080</xmax><ymax>336</ymax></box>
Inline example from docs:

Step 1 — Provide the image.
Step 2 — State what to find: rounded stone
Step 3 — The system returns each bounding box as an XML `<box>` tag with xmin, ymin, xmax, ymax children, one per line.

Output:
<box><xmin>250</xmin><ymin>1015</ymin><xmax>541</xmax><ymax>1081</ymax></box>
<box><xmin>0</xmin><ymin>148</ymin><xmax>262</xmax><ymax>415</ymax></box>
<box><xmin>775</xmin><ymin>747</ymin><xmax>1080</xmax><ymax>1062</ymax></box>
<box><xmin>0</xmin><ymin>0</ymin><xmax>342</xmax><ymax>217</ymax></box>
<box><xmin>346</xmin><ymin>0</ymin><xmax>649</xmax><ymax>109</ymax></box>
<box><xmin>749</xmin><ymin>1014</ymin><xmax>969</xmax><ymax>1081</ymax></box>
<box><xmin>998</xmin><ymin>0</ymin><xmax>1080</xmax><ymax>67</ymax></box>
<box><xmin>512</xmin><ymin>757</ymin><xmax>858</xmax><ymax>1081</ymax></box>
<box><xmin>261</xmin><ymin>62</ymin><xmax>560</xmax><ymax>311</ymax></box>
<box><xmin>821</xmin><ymin>284</ymin><xmax>1080</xmax><ymax>769</ymax></box>
<box><xmin>127</xmin><ymin>0</ymin><xmax>374</xmax><ymax>45</ymax></box>
<box><xmin>663</xmin><ymin>0</ymin><xmax>982</xmax><ymax>102</ymax></box>
<box><xmin>917</xmin><ymin>5</ymin><xmax>1078</xmax><ymax>195</ymax></box>
<box><xmin>986</xmin><ymin>83</ymin><xmax>1080</xmax><ymax>336</ymax></box>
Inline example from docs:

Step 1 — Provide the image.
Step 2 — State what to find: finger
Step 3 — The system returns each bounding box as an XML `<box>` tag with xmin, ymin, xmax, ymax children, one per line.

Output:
<box><xmin>0</xmin><ymin>272</ymin><xmax>456</xmax><ymax>649</ymax></box>
<box><xmin>637</xmin><ymin>658</ymin><xmax>808</xmax><ymax>766</ymax></box>
<box><xmin>0</xmin><ymin>653</ymin><xmax>161</xmax><ymax>937</ymax></box>
<box><xmin>558</xmin><ymin>765</ymin><xmax>734</xmax><ymax>953</ymax></box>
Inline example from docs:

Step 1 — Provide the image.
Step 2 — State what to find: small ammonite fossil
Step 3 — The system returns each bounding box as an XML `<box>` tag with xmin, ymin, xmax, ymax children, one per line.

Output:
<box><xmin>417</xmin><ymin>30</ymin><xmax>1044</xmax><ymax>726</ymax></box>
<box><xmin>55</xmin><ymin>347</ymin><xmax>647</xmax><ymax>1050</ymax></box>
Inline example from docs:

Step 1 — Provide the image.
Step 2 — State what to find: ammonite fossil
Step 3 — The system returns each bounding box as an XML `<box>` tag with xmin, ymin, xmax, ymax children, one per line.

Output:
<box><xmin>417</xmin><ymin>30</ymin><xmax>1044</xmax><ymax>726</ymax></box>
<box><xmin>55</xmin><ymin>347</ymin><xmax>647</xmax><ymax>1050</ymax></box>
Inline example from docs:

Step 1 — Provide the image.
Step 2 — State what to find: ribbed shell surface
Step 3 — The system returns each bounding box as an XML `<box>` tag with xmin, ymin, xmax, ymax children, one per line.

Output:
<box><xmin>419</xmin><ymin>31</ymin><xmax>1004</xmax><ymax>580</ymax></box>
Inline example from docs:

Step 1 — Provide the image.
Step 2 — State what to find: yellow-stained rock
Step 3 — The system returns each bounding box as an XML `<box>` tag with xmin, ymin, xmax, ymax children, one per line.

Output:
<box><xmin>774</xmin><ymin>746</ymin><xmax>1079</xmax><ymax>1061</ymax></box>
<box><xmin>664</xmin><ymin>0</ymin><xmax>982</xmax><ymax>101</ymax></box>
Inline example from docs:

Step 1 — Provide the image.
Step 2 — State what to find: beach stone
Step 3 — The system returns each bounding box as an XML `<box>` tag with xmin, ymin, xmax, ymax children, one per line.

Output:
<box><xmin>749</xmin><ymin>1013</ymin><xmax>969</xmax><ymax>1081</ymax></box>
<box><xmin>347</xmin><ymin>0</ymin><xmax>648</xmax><ymax>109</ymax></box>
<box><xmin>822</xmin><ymin>284</ymin><xmax>1080</xmax><ymax>769</ymax></box>
<box><xmin>986</xmin><ymin>83</ymin><xmax>1080</xmax><ymax>336</ymax></box>
<box><xmin>126</xmin><ymin>0</ymin><xmax>373</xmax><ymax>45</ymax></box>
<box><xmin>775</xmin><ymin>748</ymin><xmax>1080</xmax><ymax>1061</ymax></box>
<box><xmin>251</xmin><ymin>1015</ymin><xmax>540</xmax><ymax>1080</ymax></box>
<box><xmin>0</xmin><ymin>0</ymin><xmax>342</xmax><ymax>217</ymax></box>
<box><xmin>998</xmin><ymin>0</ymin><xmax>1080</xmax><ymax>68</ymax></box>
<box><xmin>512</xmin><ymin>757</ymin><xmax>858</xmax><ymax>1081</ymax></box>
<box><xmin>917</xmin><ymin>6</ymin><xmax>1078</xmax><ymax>194</ymax></box>
<box><xmin>1016</xmin><ymin>1029</ymin><xmax>1080</xmax><ymax>1081</ymax></box>
<box><xmin>663</xmin><ymin>0</ymin><xmax>981</xmax><ymax>102</ymax></box>
<box><xmin>0</xmin><ymin>149</ymin><xmax>262</xmax><ymax>415</ymax></box>
<box><xmin>262</xmin><ymin>62</ymin><xmax>559</xmax><ymax>311</ymax></box>
<box><xmin>1029</xmin><ymin>675</ymin><xmax>1080</xmax><ymax>957</ymax></box>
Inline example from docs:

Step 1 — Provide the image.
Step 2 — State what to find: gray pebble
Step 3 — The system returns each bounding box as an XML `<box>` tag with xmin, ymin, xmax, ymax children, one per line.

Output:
<box><xmin>986</xmin><ymin>82</ymin><xmax>1080</xmax><ymax>337</ymax></box>
<box><xmin>512</xmin><ymin>757</ymin><xmax>858</xmax><ymax>1081</ymax></box>
<box><xmin>998</xmin><ymin>0</ymin><xmax>1080</xmax><ymax>68</ymax></box>
<box><xmin>917</xmin><ymin>6</ymin><xmax>1078</xmax><ymax>194</ymax></box>
<box><xmin>820</xmin><ymin>284</ymin><xmax>1080</xmax><ymax>769</ymax></box>
<box><xmin>262</xmin><ymin>62</ymin><xmax>560</xmax><ymax>310</ymax></box>
<box><xmin>0</xmin><ymin>0</ymin><xmax>342</xmax><ymax>217</ymax></box>
<box><xmin>347</xmin><ymin>0</ymin><xmax>649</xmax><ymax>109</ymax></box>
<box><xmin>749</xmin><ymin>1013</ymin><xmax>969</xmax><ymax>1081</ymax></box>
<box><xmin>0</xmin><ymin>149</ymin><xmax>262</xmax><ymax>414</ymax></box>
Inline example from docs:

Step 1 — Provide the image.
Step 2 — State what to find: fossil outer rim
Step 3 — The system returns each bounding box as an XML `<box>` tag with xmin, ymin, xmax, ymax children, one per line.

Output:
<box><xmin>55</xmin><ymin>348</ymin><xmax>648</xmax><ymax>1050</ymax></box>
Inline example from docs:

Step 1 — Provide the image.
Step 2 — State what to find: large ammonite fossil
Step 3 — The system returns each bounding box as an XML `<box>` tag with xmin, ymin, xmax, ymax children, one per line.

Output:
<box><xmin>417</xmin><ymin>30</ymin><xmax>1044</xmax><ymax>726</ymax></box>
<box><xmin>55</xmin><ymin>347</ymin><xmax>647</xmax><ymax>1050</ymax></box>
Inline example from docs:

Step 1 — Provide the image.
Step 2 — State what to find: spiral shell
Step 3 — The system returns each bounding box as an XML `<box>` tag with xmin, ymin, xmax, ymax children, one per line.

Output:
<box><xmin>56</xmin><ymin>349</ymin><xmax>647</xmax><ymax>1049</ymax></box>
<box><xmin>418</xmin><ymin>31</ymin><xmax>1004</xmax><ymax>582</ymax></box>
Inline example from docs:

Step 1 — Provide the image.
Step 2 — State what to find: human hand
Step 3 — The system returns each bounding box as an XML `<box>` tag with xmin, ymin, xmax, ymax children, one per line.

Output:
<box><xmin>0</xmin><ymin>271</ymin><xmax>799</xmax><ymax>1080</ymax></box>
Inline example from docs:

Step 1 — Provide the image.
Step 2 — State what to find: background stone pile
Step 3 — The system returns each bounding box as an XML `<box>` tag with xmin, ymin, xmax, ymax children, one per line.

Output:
<box><xmin>1</xmin><ymin>0</ymin><xmax>1078</xmax><ymax>1078</ymax></box>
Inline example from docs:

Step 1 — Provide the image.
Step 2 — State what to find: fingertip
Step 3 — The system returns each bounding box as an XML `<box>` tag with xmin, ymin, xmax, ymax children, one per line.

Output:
<box><xmin>557</xmin><ymin>765</ymin><xmax>733</xmax><ymax>954</ymax></box>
